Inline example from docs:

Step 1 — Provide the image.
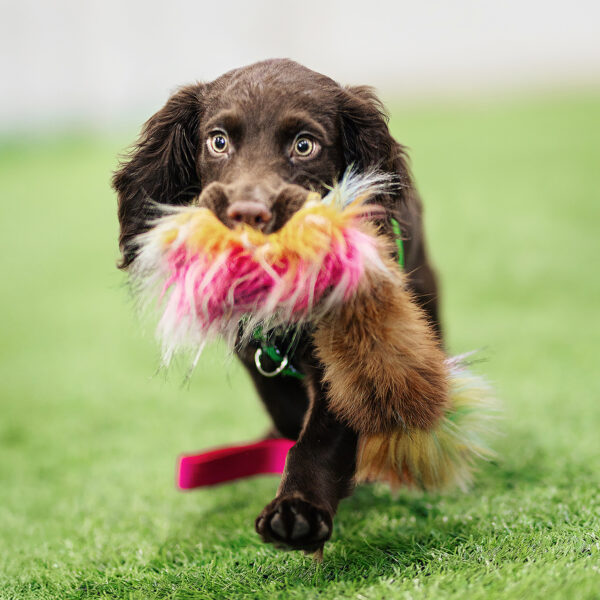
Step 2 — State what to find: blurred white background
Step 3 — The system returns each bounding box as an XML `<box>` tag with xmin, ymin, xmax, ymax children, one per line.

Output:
<box><xmin>1</xmin><ymin>0</ymin><xmax>599</xmax><ymax>133</ymax></box>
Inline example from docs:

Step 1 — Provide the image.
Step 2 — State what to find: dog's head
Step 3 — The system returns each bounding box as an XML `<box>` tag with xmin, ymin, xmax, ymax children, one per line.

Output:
<box><xmin>113</xmin><ymin>59</ymin><xmax>414</xmax><ymax>269</ymax></box>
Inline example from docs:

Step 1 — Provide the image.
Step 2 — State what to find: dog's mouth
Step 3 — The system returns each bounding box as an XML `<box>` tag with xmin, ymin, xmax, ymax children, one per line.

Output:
<box><xmin>194</xmin><ymin>181</ymin><xmax>313</xmax><ymax>234</ymax></box>
<box><xmin>131</xmin><ymin>171</ymin><xmax>389</xmax><ymax>369</ymax></box>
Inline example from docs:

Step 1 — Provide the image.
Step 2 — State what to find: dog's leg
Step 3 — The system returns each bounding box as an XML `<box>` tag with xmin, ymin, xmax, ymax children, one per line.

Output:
<box><xmin>389</xmin><ymin>189</ymin><xmax>443</xmax><ymax>340</ymax></box>
<box><xmin>255</xmin><ymin>373</ymin><xmax>357</xmax><ymax>553</ymax></box>
<box><xmin>237</xmin><ymin>347</ymin><xmax>310</xmax><ymax>440</ymax></box>
<box><xmin>405</xmin><ymin>250</ymin><xmax>443</xmax><ymax>341</ymax></box>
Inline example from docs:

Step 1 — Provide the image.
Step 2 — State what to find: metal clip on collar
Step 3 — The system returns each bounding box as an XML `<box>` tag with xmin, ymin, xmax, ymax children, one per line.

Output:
<box><xmin>254</xmin><ymin>348</ymin><xmax>290</xmax><ymax>377</ymax></box>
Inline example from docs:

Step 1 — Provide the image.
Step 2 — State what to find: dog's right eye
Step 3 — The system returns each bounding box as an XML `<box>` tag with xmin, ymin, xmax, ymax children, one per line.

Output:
<box><xmin>208</xmin><ymin>132</ymin><xmax>229</xmax><ymax>155</ymax></box>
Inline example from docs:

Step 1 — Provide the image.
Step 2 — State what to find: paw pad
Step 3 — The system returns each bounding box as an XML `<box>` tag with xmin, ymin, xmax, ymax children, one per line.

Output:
<box><xmin>256</xmin><ymin>495</ymin><xmax>332</xmax><ymax>552</ymax></box>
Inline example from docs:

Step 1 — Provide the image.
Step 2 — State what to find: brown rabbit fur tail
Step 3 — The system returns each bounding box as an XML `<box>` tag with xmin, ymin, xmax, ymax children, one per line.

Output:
<box><xmin>314</xmin><ymin>253</ymin><xmax>449</xmax><ymax>437</ymax></box>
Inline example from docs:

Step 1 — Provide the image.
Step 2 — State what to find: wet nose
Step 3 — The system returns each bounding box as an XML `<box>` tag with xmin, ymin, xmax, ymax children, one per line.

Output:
<box><xmin>226</xmin><ymin>201</ymin><xmax>272</xmax><ymax>230</ymax></box>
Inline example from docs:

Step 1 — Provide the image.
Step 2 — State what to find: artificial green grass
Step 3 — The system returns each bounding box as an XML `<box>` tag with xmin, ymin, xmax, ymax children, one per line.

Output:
<box><xmin>1</xmin><ymin>93</ymin><xmax>599</xmax><ymax>599</ymax></box>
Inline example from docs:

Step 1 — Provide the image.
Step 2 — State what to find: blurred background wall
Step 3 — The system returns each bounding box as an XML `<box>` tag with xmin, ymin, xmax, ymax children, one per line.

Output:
<box><xmin>1</xmin><ymin>0</ymin><xmax>599</xmax><ymax>134</ymax></box>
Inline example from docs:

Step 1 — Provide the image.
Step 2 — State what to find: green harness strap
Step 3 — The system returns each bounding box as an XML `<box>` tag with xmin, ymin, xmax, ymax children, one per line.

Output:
<box><xmin>390</xmin><ymin>217</ymin><xmax>405</xmax><ymax>269</ymax></box>
<box><xmin>253</xmin><ymin>218</ymin><xmax>405</xmax><ymax>379</ymax></box>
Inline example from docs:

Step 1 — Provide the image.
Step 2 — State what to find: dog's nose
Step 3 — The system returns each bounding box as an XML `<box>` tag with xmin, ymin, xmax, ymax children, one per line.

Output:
<box><xmin>226</xmin><ymin>201</ymin><xmax>272</xmax><ymax>230</ymax></box>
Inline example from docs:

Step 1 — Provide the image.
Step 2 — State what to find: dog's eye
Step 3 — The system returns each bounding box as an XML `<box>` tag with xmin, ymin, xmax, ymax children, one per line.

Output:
<box><xmin>293</xmin><ymin>136</ymin><xmax>316</xmax><ymax>158</ymax></box>
<box><xmin>208</xmin><ymin>132</ymin><xmax>229</xmax><ymax>155</ymax></box>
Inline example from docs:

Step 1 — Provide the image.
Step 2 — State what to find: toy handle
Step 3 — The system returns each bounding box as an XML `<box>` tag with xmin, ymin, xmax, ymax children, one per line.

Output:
<box><xmin>177</xmin><ymin>438</ymin><xmax>294</xmax><ymax>489</ymax></box>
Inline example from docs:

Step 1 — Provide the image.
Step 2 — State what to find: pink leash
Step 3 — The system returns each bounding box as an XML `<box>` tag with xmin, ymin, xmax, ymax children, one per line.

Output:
<box><xmin>177</xmin><ymin>438</ymin><xmax>294</xmax><ymax>489</ymax></box>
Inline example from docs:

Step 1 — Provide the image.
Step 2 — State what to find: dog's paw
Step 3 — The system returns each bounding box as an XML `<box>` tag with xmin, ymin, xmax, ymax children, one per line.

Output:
<box><xmin>255</xmin><ymin>494</ymin><xmax>332</xmax><ymax>553</ymax></box>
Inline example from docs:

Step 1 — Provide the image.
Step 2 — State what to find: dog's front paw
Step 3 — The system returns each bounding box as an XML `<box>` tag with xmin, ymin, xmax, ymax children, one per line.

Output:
<box><xmin>255</xmin><ymin>494</ymin><xmax>332</xmax><ymax>553</ymax></box>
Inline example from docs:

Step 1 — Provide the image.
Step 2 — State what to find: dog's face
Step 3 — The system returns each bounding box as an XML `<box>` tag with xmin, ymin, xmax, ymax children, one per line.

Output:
<box><xmin>114</xmin><ymin>59</ymin><xmax>412</xmax><ymax>268</ymax></box>
<box><xmin>197</xmin><ymin>61</ymin><xmax>347</xmax><ymax>233</ymax></box>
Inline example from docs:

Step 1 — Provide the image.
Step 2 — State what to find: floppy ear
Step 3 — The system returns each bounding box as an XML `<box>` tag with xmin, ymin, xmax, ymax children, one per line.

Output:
<box><xmin>339</xmin><ymin>85</ymin><xmax>413</xmax><ymax>194</ymax></box>
<box><xmin>112</xmin><ymin>84</ymin><xmax>204</xmax><ymax>269</ymax></box>
<box><xmin>339</xmin><ymin>85</ymin><xmax>442</xmax><ymax>337</ymax></box>
<box><xmin>338</xmin><ymin>85</ymin><xmax>421</xmax><ymax>240</ymax></box>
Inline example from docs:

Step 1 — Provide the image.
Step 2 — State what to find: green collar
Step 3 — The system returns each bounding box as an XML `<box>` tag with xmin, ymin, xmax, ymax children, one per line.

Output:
<box><xmin>253</xmin><ymin>218</ymin><xmax>404</xmax><ymax>380</ymax></box>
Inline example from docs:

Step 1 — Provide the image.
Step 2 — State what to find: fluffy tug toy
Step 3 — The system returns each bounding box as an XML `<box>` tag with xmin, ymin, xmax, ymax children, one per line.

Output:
<box><xmin>132</xmin><ymin>173</ymin><xmax>391</xmax><ymax>364</ymax></box>
<box><xmin>132</xmin><ymin>172</ymin><xmax>496</xmax><ymax>492</ymax></box>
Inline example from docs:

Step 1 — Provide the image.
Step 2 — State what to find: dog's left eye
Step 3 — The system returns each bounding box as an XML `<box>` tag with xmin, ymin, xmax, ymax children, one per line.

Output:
<box><xmin>292</xmin><ymin>136</ymin><xmax>318</xmax><ymax>158</ymax></box>
<box><xmin>208</xmin><ymin>132</ymin><xmax>229</xmax><ymax>155</ymax></box>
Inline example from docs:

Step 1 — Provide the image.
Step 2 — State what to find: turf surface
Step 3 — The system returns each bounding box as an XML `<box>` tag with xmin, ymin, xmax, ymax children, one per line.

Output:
<box><xmin>1</xmin><ymin>94</ymin><xmax>599</xmax><ymax>599</ymax></box>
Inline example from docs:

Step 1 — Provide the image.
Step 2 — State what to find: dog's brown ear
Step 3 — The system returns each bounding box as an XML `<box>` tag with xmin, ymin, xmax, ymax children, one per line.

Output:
<box><xmin>339</xmin><ymin>85</ymin><xmax>412</xmax><ymax>189</ymax></box>
<box><xmin>339</xmin><ymin>86</ymin><xmax>443</xmax><ymax>337</ymax></box>
<box><xmin>113</xmin><ymin>84</ymin><xmax>204</xmax><ymax>269</ymax></box>
<box><xmin>338</xmin><ymin>86</ymin><xmax>419</xmax><ymax>253</ymax></box>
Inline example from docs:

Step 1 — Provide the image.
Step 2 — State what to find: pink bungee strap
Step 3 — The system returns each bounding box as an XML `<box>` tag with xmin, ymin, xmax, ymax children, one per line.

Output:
<box><xmin>177</xmin><ymin>438</ymin><xmax>294</xmax><ymax>489</ymax></box>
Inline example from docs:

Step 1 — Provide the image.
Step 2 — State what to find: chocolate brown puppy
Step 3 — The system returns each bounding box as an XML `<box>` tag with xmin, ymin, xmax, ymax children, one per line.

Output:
<box><xmin>114</xmin><ymin>59</ymin><xmax>442</xmax><ymax>553</ymax></box>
